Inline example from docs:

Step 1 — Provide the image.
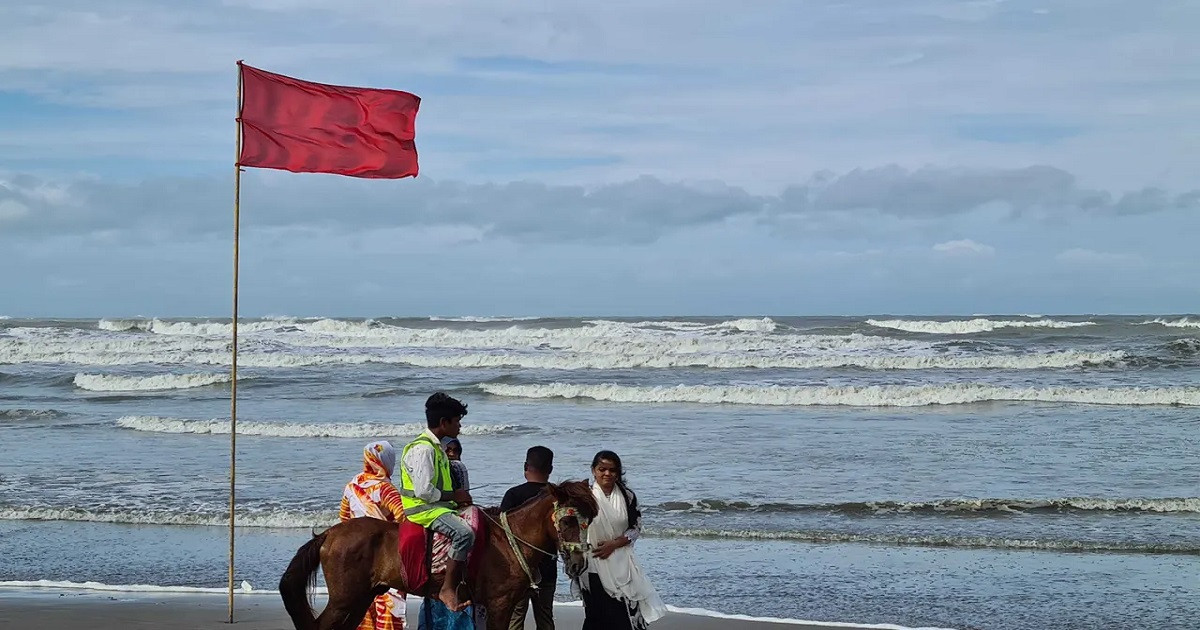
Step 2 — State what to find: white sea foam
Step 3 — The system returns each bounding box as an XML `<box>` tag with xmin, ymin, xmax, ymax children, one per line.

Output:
<box><xmin>0</xmin><ymin>408</ymin><xmax>65</xmax><ymax>420</ymax></box>
<box><xmin>861</xmin><ymin>497</ymin><xmax>1200</xmax><ymax>514</ymax></box>
<box><xmin>114</xmin><ymin>415</ymin><xmax>524</xmax><ymax>437</ymax></box>
<box><xmin>0</xmin><ymin>505</ymin><xmax>337</xmax><ymax>528</ymax></box>
<box><xmin>0</xmin><ymin>323</ymin><xmax>1123</xmax><ymax>371</ymax></box>
<box><xmin>73</xmin><ymin>372</ymin><xmax>232</xmax><ymax>392</ymax></box>
<box><xmin>648</xmin><ymin>528</ymin><xmax>1198</xmax><ymax>554</ymax></box>
<box><xmin>6</xmin><ymin>494</ymin><xmax>1196</xmax><ymax>531</ymax></box>
<box><xmin>0</xmin><ymin>579</ymin><xmax>278</xmax><ymax>595</ymax></box>
<box><xmin>480</xmin><ymin>382</ymin><xmax>1200</xmax><ymax>407</ymax></box>
<box><xmin>659</xmin><ymin>606</ymin><xmax>956</xmax><ymax>630</ymax></box>
<box><xmin>99</xmin><ymin>318</ymin><xmax>301</xmax><ymax>335</ymax></box>
<box><xmin>236</xmin><ymin>349</ymin><xmax>1121</xmax><ymax>371</ymax></box>
<box><xmin>660</xmin><ymin>496</ymin><xmax>1200</xmax><ymax>514</ymax></box>
<box><xmin>97</xmin><ymin>319</ymin><xmax>153</xmax><ymax>332</ymax></box>
<box><xmin>429</xmin><ymin>316</ymin><xmax>542</xmax><ymax>322</ymax></box>
<box><xmin>866</xmin><ymin>318</ymin><xmax>1095</xmax><ymax>334</ymax></box>
<box><xmin>1139</xmin><ymin>317</ymin><xmax>1200</xmax><ymax>329</ymax></box>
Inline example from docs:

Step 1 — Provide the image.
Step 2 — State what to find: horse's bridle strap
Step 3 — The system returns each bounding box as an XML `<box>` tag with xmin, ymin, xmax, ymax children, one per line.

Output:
<box><xmin>500</xmin><ymin>511</ymin><xmax>540</xmax><ymax>590</ymax></box>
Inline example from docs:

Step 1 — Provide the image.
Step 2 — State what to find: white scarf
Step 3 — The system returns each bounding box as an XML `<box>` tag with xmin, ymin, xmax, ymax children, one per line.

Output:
<box><xmin>584</xmin><ymin>483</ymin><xmax>667</xmax><ymax>624</ymax></box>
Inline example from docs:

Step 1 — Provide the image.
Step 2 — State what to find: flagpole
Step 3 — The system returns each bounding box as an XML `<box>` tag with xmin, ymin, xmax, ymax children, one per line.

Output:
<box><xmin>229</xmin><ymin>60</ymin><xmax>245</xmax><ymax>624</ymax></box>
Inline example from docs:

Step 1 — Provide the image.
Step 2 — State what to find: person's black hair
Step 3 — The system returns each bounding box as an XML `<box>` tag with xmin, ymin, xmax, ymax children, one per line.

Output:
<box><xmin>591</xmin><ymin>450</ymin><xmax>641</xmax><ymax>526</ymax></box>
<box><xmin>425</xmin><ymin>392</ymin><xmax>468</xmax><ymax>429</ymax></box>
<box><xmin>524</xmin><ymin>445</ymin><xmax>554</xmax><ymax>475</ymax></box>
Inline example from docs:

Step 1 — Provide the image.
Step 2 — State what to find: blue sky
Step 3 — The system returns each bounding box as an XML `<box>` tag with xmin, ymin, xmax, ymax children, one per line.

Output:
<box><xmin>1</xmin><ymin>0</ymin><xmax>1198</xmax><ymax>317</ymax></box>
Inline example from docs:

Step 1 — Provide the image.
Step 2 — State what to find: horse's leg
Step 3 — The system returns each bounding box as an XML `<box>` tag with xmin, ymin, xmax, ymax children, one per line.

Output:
<box><xmin>479</xmin><ymin>562</ymin><xmax>523</xmax><ymax>630</ymax></box>
<box><xmin>484</xmin><ymin>593</ymin><xmax>518</xmax><ymax>630</ymax></box>
<box><xmin>317</xmin><ymin>520</ymin><xmax>399</xmax><ymax>630</ymax></box>
<box><xmin>316</xmin><ymin>589</ymin><xmax>378</xmax><ymax>630</ymax></box>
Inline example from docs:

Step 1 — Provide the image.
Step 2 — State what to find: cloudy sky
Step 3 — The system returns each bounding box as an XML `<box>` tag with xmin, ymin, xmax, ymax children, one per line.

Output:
<box><xmin>2</xmin><ymin>0</ymin><xmax>1197</xmax><ymax>317</ymax></box>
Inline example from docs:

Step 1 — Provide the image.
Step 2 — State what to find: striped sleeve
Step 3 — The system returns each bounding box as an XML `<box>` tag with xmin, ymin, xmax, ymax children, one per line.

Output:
<box><xmin>339</xmin><ymin>495</ymin><xmax>352</xmax><ymax>522</ymax></box>
<box><xmin>379</xmin><ymin>482</ymin><xmax>407</xmax><ymax>521</ymax></box>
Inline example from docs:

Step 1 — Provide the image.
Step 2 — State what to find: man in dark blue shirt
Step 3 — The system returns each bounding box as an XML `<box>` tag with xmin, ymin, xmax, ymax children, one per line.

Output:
<box><xmin>500</xmin><ymin>446</ymin><xmax>557</xmax><ymax>630</ymax></box>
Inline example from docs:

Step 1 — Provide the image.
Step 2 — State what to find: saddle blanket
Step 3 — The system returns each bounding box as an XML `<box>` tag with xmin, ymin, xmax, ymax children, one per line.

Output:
<box><xmin>397</xmin><ymin>506</ymin><xmax>487</xmax><ymax>593</ymax></box>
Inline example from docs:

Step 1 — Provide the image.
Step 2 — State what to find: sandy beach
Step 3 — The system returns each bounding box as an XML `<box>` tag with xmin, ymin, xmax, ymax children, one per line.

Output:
<box><xmin>0</xmin><ymin>589</ymin><xmax>898</xmax><ymax>630</ymax></box>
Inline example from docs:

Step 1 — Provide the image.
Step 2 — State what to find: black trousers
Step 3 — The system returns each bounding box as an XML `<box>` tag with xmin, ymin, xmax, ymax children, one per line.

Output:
<box><xmin>509</xmin><ymin>573</ymin><xmax>556</xmax><ymax>630</ymax></box>
<box><xmin>581</xmin><ymin>573</ymin><xmax>634</xmax><ymax>630</ymax></box>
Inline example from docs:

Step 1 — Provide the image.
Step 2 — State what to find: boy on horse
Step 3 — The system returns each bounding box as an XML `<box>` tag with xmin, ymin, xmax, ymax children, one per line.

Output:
<box><xmin>401</xmin><ymin>392</ymin><xmax>475</xmax><ymax>612</ymax></box>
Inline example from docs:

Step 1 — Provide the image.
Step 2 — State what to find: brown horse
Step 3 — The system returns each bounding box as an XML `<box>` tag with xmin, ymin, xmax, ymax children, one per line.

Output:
<box><xmin>279</xmin><ymin>480</ymin><xmax>598</xmax><ymax>630</ymax></box>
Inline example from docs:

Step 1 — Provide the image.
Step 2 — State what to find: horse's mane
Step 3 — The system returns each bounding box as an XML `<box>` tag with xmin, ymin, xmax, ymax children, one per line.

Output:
<box><xmin>553</xmin><ymin>479</ymin><xmax>599</xmax><ymax>520</ymax></box>
<box><xmin>482</xmin><ymin>479</ymin><xmax>598</xmax><ymax>521</ymax></box>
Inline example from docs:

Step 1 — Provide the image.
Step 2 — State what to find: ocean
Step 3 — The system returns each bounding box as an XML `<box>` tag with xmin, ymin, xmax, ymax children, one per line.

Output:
<box><xmin>1</xmin><ymin>315</ymin><xmax>1197</xmax><ymax>629</ymax></box>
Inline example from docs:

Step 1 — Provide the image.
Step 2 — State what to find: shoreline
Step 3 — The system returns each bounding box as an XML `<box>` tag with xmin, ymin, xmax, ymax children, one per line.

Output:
<box><xmin>0</xmin><ymin>583</ymin><xmax>954</xmax><ymax>630</ymax></box>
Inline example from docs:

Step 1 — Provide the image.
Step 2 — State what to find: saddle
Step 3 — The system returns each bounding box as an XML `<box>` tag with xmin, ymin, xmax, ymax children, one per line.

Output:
<box><xmin>397</xmin><ymin>506</ymin><xmax>488</xmax><ymax>593</ymax></box>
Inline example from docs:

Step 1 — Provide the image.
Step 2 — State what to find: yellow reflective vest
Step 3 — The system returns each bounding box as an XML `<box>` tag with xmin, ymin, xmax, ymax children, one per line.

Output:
<box><xmin>399</xmin><ymin>432</ymin><xmax>456</xmax><ymax>527</ymax></box>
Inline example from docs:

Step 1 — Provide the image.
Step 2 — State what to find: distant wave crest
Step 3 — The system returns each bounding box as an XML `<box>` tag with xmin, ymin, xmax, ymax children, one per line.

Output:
<box><xmin>98</xmin><ymin>318</ymin><xmax>299</xmax><ymax>335</ymax></box>
<box><xmin>480</xmin><ymin>382</ymin><xmax>1200</xmax><ymax>407</ymax></box>
<box><xmin>74</xmin><ymin>373</ymin><xmax>232</xmax><ymax>392</ymax></box>
<box><xmin>0</xmin><ymin>408</ymin><xmax>66</xmax><ymax>420</ymax></box>
<box><xmin>0</xmin><ymin>505</ymin><xmax>336</xmax><ymax>528</ymax></box>
<box><xmin>429</xmin><ymin>316</ymin><xmax>542</xmax><ymax>322</ymax></box>
<box><xmin>1139</xmin><ymin>317</ymin><xmax>1200</xmax><ymax>329</ymax></box>
<box><xmin>658</xmin><ymin>497</ymin><xmax>1200</xmax><ymax>515</ymax></box>
<box><xmin>648</xmin><ymin>528</ymin><xmax>1200</xmax><ymax>555</ymax></box>
<box><xmin>114</xmin><ymin>415</ymin><xmax>526</xmax><ymax>437</ymax></box>
<box><xmin>866</xmin><ymin>318</ymin><xmax>1095</xmax><ymax>334</ymax></box>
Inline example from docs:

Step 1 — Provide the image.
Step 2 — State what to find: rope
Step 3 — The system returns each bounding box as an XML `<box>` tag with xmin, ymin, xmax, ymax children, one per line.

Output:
<box><xmin>498</xmin><ymin>512</ymin><xmax>542</xmax><ymax>590</ymax></box>
<box><xmin>482</xmin><ymin>509</ymin><xmax>558</xmax><ymax>559</ymax></box>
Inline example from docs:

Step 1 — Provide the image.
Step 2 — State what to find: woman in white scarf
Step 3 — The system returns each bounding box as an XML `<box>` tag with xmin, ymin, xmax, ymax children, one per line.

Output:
<box><xmin>573</xmin><ymin>450</ymin><xmax>667</xmax><ymax>630</ymax></box>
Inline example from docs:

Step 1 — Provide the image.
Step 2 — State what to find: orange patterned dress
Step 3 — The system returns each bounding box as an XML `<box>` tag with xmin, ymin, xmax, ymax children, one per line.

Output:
<box><xmin>340</xmin><ymin>441</ymin><xmax>408</xmax><ymax>630</ymax></box>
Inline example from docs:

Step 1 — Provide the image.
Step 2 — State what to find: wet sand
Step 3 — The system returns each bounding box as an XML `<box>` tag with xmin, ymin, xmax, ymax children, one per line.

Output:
<box><xmin>0</xmin><ymin>589</ymin><xmax>894</xmax><ymax>630</ymax></box>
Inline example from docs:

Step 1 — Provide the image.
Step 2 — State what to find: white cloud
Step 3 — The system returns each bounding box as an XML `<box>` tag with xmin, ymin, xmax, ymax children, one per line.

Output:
<box><xmin>932</xmin><ymin>239</ymin><xmax>996</xmax><ymax>256</ymax></box>
<box><xmin>2</xmin><ymin>1</ymin><xmax>1200</xmax><ymax>190</ymax></box>
<box><xmin>3</xmin><ymin>1</ymin><xmax>1200</xmax><ymax>314</ymax></box>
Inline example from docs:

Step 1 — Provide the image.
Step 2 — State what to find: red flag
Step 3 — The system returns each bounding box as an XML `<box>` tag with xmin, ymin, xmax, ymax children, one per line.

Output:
<box><xmin>237</xmin><ymin>63</ymin><xmax>420</xmax><ymax>179</ymax></box>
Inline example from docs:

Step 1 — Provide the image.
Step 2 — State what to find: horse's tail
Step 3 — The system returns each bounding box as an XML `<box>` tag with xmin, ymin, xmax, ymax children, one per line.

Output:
<box><xmin>279</xmin><ymin>530</ymin><xmax>327</xmax><ymax>630</ymax></box>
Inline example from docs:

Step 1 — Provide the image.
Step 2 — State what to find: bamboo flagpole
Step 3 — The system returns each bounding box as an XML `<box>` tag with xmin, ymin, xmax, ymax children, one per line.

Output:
<box><xmin>226</xmin><ymin>60</ymin><xmax>419</xmax><ymax>624</ymax></box>
<box><xmin>229</xmin><ymin>61</ymin><xmax>244</xmax><ymax>623</ymax></box>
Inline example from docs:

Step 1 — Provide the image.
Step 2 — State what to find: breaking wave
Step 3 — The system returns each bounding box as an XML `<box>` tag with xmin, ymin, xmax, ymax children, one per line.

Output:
<box><xmin>114</xmin><ymin>415</ymin><xmax>526</xmax><ymax>437</ymax></box>
<box><xmin>647</xmin><ymin>528</ymin><xmax>1200</xmax><ymax>555</ymax></box>
<box><xmin>1139</xmin><ymin>317</ymin><xmax>1200</xmax><ymax>329</ymax></box>
<box><xmin>98</xmin><ymin>318</ymin><xmax>297</xmax><ymax>335</ymax></box>
<box><xmin>656</xmin><ymin>497</ymin><xmax>1200</xmax><ymax>515</ymax></box>
<box><xmin>0</xmin><ymin>505</ymin><xmax>335</xmax><ymax>528</ymax></box>
<box><xmin>480</xmin><ymin>382</ymin><xmax>1200</xmax><ymax>407</ymax></box>
<box><xmin>73</xmin><ymin>372</ymin><xmax>232</xmax><ymax>392</ymax></box>
<box><xmin>0</xmin><ymin>580</ymin><xmax>289</xmax><ymax>594</ymax></box>
<box><xmin>429</xmin><ymin>316</ymin><xmax>542</xmax><ymax>322</ymax></box>
<box><xmin>866</xmin><ymin>318</ymin><xmax>1095</xmax><ymax>334</ymax></box>
<box><xmin>0</xmin><ymin>408</ymin><xmax>66</xmax><ymax>420</ymax></box>
<box><xmin>1167</xmin><ymin>338</ymin><xmax>1200</xmax><ymax>355</ymax></box>
<box><xmin>2</xmin><ymin>334</ymin><xmax>1124</xmax><ymax>371</ymax></box>
<box><xmin>6</xmin><ymin>505</ymin><xmax>1195</xmax><ymax>556</ymax></box>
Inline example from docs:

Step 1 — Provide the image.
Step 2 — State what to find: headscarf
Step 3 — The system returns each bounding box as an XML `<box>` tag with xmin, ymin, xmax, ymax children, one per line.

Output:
<box><xmin>440</xmin><ymin>436</ymin><xmax>462</xmax><ymax>452</ymax></box>
<box><xmin>344</xmin><ymin>441</ymin><xmax>396</xmax><ymax>520</ymax></box>
<box><xmin>360</xmin><ymin>440</ymin><xmax>396</xmax><ymax>479</ymax></box>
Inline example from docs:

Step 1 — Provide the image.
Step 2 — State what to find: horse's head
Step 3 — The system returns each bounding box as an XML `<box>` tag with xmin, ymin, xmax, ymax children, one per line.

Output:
<box><xmin>546</xmin><ymin>480</ymin><xmax>598</xmax><ymax>579</ymax></box>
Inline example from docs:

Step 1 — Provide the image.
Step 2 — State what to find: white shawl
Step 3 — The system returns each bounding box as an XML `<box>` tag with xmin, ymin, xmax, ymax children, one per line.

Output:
<box><xmin>584</xmin><ymin>483</ymin><xmax>667</xmax><ymax>624</ymax></box>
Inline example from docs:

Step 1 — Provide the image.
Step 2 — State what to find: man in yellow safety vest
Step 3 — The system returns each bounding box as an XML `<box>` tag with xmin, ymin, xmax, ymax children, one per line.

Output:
<box><xmin>400</xmin><ymin>392</ymin><xmax>475</xmax><ymax>612</ymax></box>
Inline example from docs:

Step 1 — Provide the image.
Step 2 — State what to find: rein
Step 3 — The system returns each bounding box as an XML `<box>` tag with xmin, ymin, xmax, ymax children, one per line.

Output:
<box><xmin>482</xmin><ymin>501</ymin><xmax>591</xmax><ymax>590</ymax></box>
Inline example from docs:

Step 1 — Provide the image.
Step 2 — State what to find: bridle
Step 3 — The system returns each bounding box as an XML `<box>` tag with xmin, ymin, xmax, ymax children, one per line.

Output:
<box><xmin>491</xmin><ymin>500</ymin><xmax>592</xmax><ymax>590</ymax></box>
<box><xmin>552</xmin><ymin>503</ymin><xmax>592</xmax><ymax>556</ymax></box>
